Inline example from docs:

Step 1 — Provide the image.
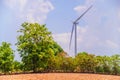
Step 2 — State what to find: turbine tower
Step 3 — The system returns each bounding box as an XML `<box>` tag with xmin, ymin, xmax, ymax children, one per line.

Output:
<box><xmin>69</xmin><ymin>5</ymin><xmax>93</xmax><ymax>56</ymax></box>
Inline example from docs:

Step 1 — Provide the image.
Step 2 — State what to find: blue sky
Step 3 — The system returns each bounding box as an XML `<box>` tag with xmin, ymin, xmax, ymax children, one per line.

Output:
<box><xmin>0</xmin><ymin>0</ymin><xmax>120</xmax><ymax>60</ymax></box>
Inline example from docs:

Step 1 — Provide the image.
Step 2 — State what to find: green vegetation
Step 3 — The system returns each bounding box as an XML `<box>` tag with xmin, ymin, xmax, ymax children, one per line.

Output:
<box><xmin>0</xmin><ymin>22</ymin><xmax>120</xmax><ymax>75</ymax></box>
<box><xmin>16</xmin><ymin>22</ymin><xmax>63</xmax><ymax>72</ymax></box>
<box><xmin>0</xmin><ymin>42</ymin><xmax>14</xmax><ymax>74</ymax></box>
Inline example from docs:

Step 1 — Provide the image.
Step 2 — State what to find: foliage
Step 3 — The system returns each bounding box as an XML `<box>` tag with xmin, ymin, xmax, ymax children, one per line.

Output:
<box><xmin>75</xmin><ymin>52</ymin><xmax>97</xmax><ymax>73</ymax></box>
<box><xmin>50</xmin><ymin>41</ymin><xmax>63</xmax><ymax>56</ymax></box>
<box><xmin>0</xmin><ymin>42</ymin><xmax>14</xmax><ymax>74</ymax></box>
<box><xmin>95</xmin><ymin>55</ymin><xmax>114</xmax><ymax>74</ymax></box>
<box><xmin>111</xmin><ymin>55</ymin><xmax>120</xmax><ymax>75</ymax></box>
<box><xmin>13</xmin><ymin>61</ymin><xmax>25</xmax><ymax>72</ymax></box>
<box><xmin>61</xmin><ymin>57</ymin><xmax>76</xmax><ymax>72</ymax></box>
<box><xmin>16</xmin><ymin>22</ymin><xmax>63</xmax><ymax>72</ymax></box>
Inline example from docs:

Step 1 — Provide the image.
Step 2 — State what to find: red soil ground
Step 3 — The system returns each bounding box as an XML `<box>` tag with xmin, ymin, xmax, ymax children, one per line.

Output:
<box><xmin>0</xmin><ymin>73</ymin><xmax>120</xmax><ymax>80</ymax></box>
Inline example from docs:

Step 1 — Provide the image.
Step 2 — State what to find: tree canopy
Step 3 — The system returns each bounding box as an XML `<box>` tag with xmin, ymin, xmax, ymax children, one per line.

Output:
<box><xmin>0</xmin><ymin>42</ymin><xmax>14</xmax><ymax>74</ymax></box>
<box><xmin>16</xmin><ymin>22</ymin><xmax>63</xmax><ymax>72</ymax></box>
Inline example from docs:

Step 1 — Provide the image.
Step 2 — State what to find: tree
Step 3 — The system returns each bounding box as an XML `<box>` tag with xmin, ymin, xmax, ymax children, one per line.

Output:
<box><xmin>13</xmin><ymin>61</ymin><xmax>22</xmax><ymax>73</ymax></box>
<box><xmin>95</xmin><ymin>56</ymin><xmax>112</xmax><ymax>74</ymax></box>
<box><xmin>75</xmin><ymin>52</ymin><xmax>96</xmax><ymax>73</ymax></box>
<box><xmin>0</xmin><ymin>42</ymin><xmax>14</xmax><ymax>74</ymax></box>
<box><xmin>16</xmin><ymin>22</ymin><xmax>63</xmax><ymax>72</ymax></box>
<box><xmin>111</xmin><ymin>54</ymin><xmax>120</xmax><ymax>75</ymax></box>
<box><xmin>61</xmin><ymin>57</ymin><xmax>75</xmax><ymax>72</ymax></box>
<box><xmin>102</xmin><ymin>56</ymin><xmax>112</xmax><ymax>74</ymax></box>
<box><xmin>50</xmin><ymin>41</ymin><xmax>63</xmax><ymax>55</ymax></box>
<box><xmin>94</xmin><ymin>56</ymin><xmax>104</xmax><ymax>73</ymax></box>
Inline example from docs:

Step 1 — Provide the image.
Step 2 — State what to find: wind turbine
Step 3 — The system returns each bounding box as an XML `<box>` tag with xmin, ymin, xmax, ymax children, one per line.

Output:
<box><xmin>69</xmin><ymin>5</ymin><xmax>93</xmax><ymax>56</ymax></box>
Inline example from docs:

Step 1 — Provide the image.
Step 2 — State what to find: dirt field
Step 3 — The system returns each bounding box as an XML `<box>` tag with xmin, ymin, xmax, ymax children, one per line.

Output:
<box><xmin>0</xmin><ymin>73</ymin><xmax>120</xmax><ymax>80</ymax></box>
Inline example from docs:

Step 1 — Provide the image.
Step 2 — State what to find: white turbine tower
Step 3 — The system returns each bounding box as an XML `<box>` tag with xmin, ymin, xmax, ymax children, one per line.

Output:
<box><xmin>69</xmin><ymin>5</ymin><xmax>93</xmax><ymax>56</ymax></box>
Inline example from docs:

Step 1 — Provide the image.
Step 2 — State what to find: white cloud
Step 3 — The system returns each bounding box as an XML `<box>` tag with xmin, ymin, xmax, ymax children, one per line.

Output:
<box><xmin>52</xmin><ymin>25</ymin><xmax>105</xmax><ymax>56</ymax></box>
<box><xmin>117</xmin><ymin>27</ymin><xmax>120</xmax><ymax>33</ymax></box>
<box><xmin>106</xmin><ymin>40</ymin><xmax>119</xmax><ymax>48</ymax></box>
<box><xmin>74</xmin><ymin>6</ymin><xmax>86</xmax><ymax>13</ymax></box>
<box><xmin>19</xmin><ymin>0</ymin><xmax>28</xmax><ymax>11</ymax></box>
<box><xmin>53</xmin><ymin>32</ymin><xmax>70</xmax><ymax>44</ymax></box>
<box><xmin>74</xmin><ymin>0</ymin><xmax>95</xmax><ymax>12</ymax></box>
<box><xmin>118</xmin><ymin>11</ymin><xmax>120</xmax><ymax>19</ymax></box>
<box><xmin>52</xmin><ymin>32</ymin><xmax>71</xmax><ymax>55</ymax></box>
<box><xmin>3</xmin><ymin>0</ymin><xmax>54</xmax><ymax>23</ymax></box>
<box><xmin>4</xmin><ymin>0</ymin><xmax>17</xmax><ymax>9</ymax></box>
<box><xmin>4</xmin><ymin>0</ymin><xmax>27</xmax><ymax>11</ymax></box>
<box><xmin>86</xmin><ymin>0</ymin><xmax>96</xmax><ymax>5</ymax></box>
<box><xmin>53</xmin><ymin>26</ymin><xmax>87</xmax><ymax>45</ymax></box>
<box><xmin>52</xmin><ymin>26</ymin><xmax>88</xmax><ymax>56</ymax></box>
<box><xmin>73</xmin><ymin>0</ymin><xmax>120</xmax><ymax>55</ymax></box>
<box><xmin>77</xmin><ymin>26</ymin><xmax>87</xmax><ymax>33</ymax></box>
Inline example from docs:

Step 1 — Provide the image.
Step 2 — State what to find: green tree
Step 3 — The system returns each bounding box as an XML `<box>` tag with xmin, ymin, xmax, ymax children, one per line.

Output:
<box><xmin>95</xmin><ymin>56</ymin><xmax>104</xmax><ymax>73</ymax></box>
<box><xmin>75</xmin><ymin>52</ymin><xmax>96</xmax><ymax>73</ymax></box>
<box><xmin>111</xmin><ymin>54</ymin><xmax>120</xmax><ymax>75</ymax></box>
<box><xmin>0</xmin><ymin>42</ymin><xmax>14</xmax><ymax>74</ymax></box>
<box><xmin>95</xmin><ymin>56</ymin><xmax>112</xmax><ymax>74</ymax></box>
<box><xmin>46</xmin><ymin>51</ymin><xmax>68</xmax><ymax>72</ymax></box>
<box><xmin>61</xmin><ymin>57</ymin><xmax>75</xmax><ymax>72</ymax></box>
<box><xmin>16</xmin><ymin>22</ymin><xmax>63</xmax><ymax>72</ymax></box>
<box><xmin>102</xmin><ymin>56</ymin><xmax>112</xmax><ymax>74</ymax></box>
<box><xmin>50</xmin><ymin>41</ymin><xmax>63</xmax><ymax>55</ymax></box>
<box><xmin>13</xmin><ymin>61</ymin><xmax>22</xmax><ymax>73</ymax></box>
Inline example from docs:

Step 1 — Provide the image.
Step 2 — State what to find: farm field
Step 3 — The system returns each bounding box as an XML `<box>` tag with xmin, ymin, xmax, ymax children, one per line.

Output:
<box><xmin>0</xmin><ymin>73</ymin><xmax>120</xmax><ymax>80</ymax></box>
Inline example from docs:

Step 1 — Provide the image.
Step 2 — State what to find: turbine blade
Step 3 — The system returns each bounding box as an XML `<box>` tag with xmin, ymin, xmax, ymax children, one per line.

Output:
<box><xmin>69</xmin><ymin>24</ymin><xmax>75</xmax><ymax>49</ymax></box>
<box><xmin>74</xmin><ymin>5</ymin><xmax>93</xmax><ymax>23</ymax></box>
